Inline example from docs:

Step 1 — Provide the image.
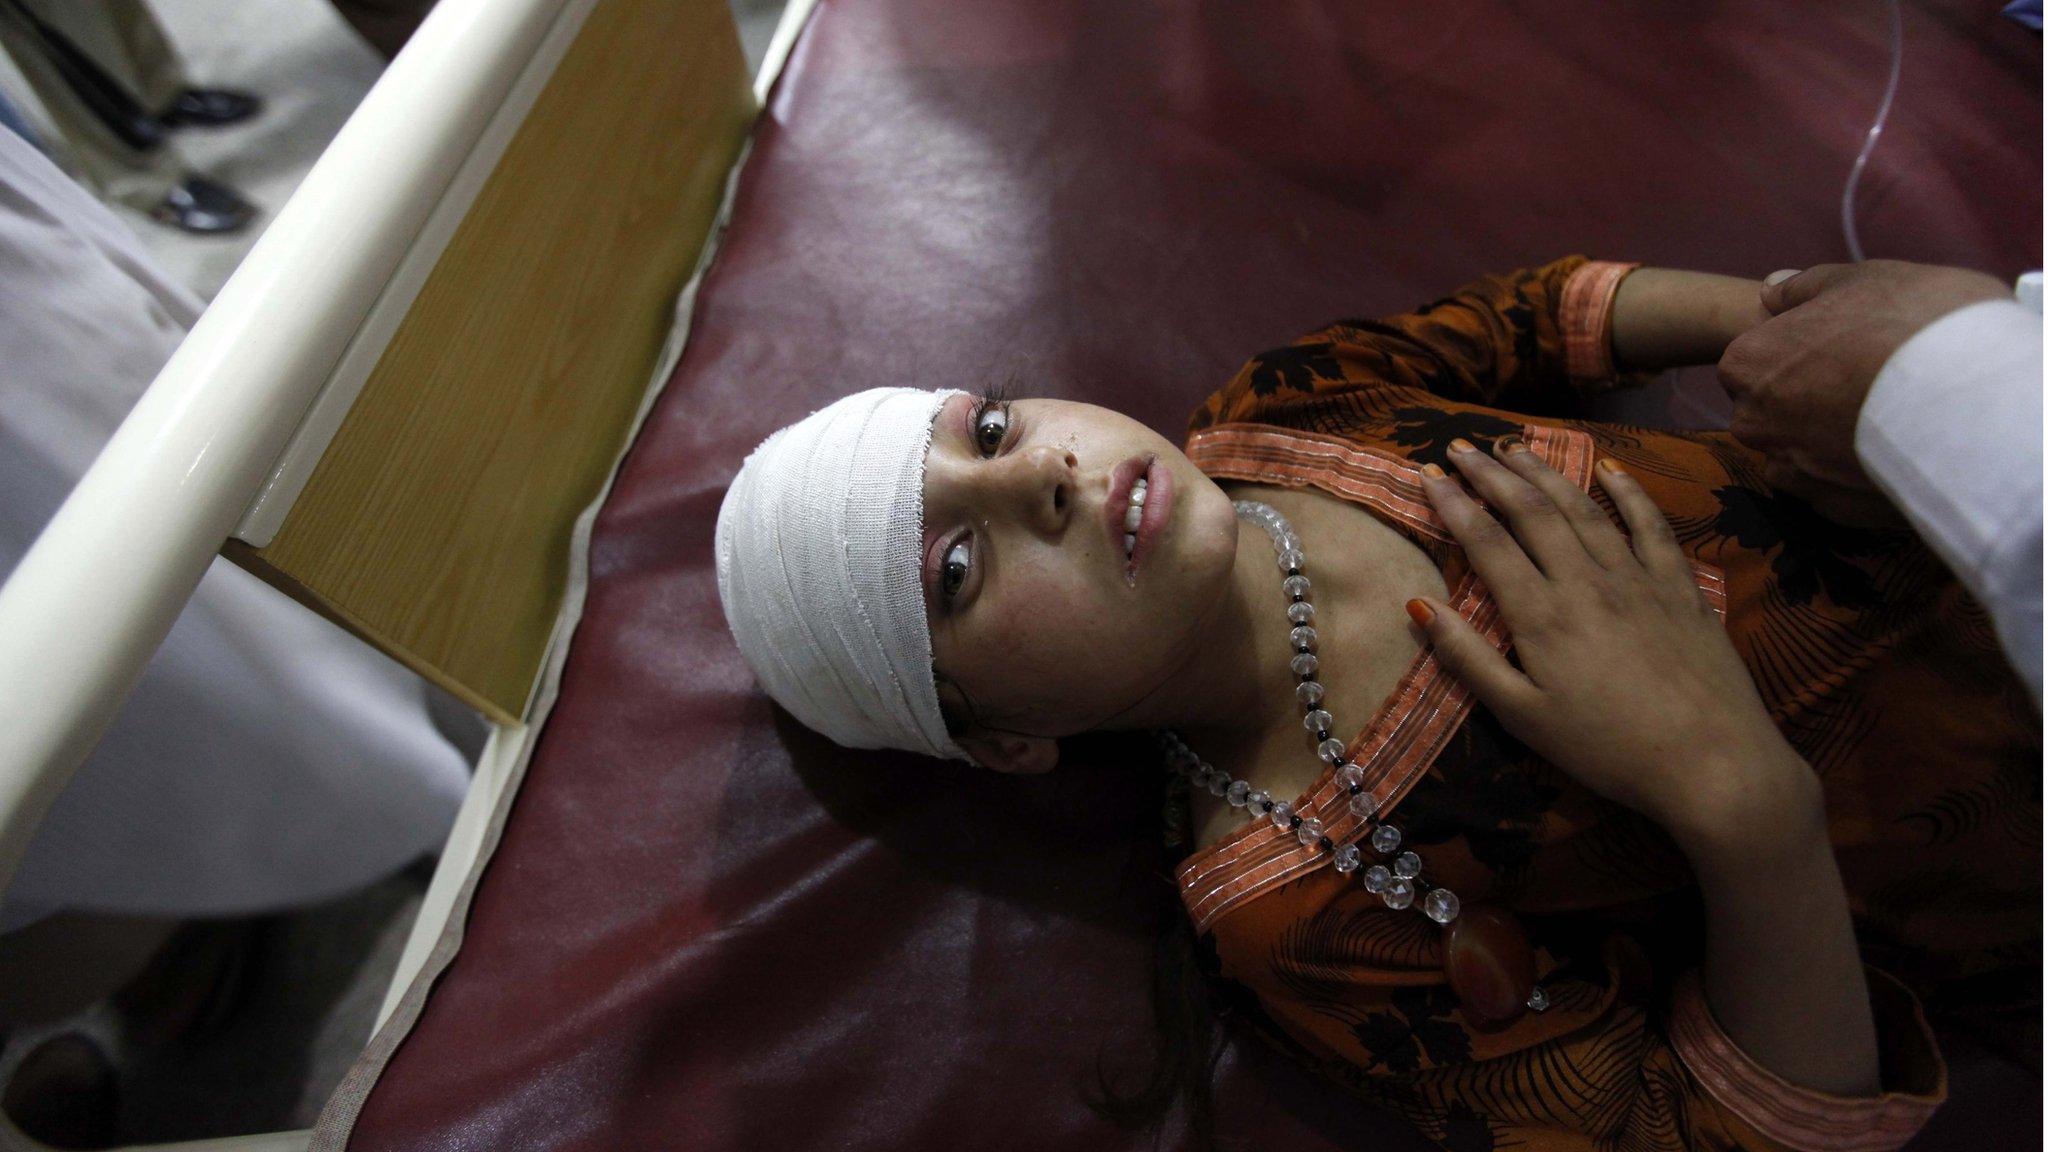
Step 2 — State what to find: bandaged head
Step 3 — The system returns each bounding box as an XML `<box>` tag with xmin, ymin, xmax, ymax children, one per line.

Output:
<box><xmin>714</xmin><ymin>387</ymin><xmax>973</xmax><ymax>762</ymax></box>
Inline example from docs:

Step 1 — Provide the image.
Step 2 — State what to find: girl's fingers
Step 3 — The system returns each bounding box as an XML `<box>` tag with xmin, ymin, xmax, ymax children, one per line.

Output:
<box><xmin>1594</xmin><ymin>460</ymin><xmax>1691</xmax><ymax>586</ymax></box>
<box><xmin>1419</xmin><ymin>462</ymin><xmax>1543</xmax><ymax>607</ymax></box>
<box><xmin>1443</xmin><ymin>439</ymin><xmax>1596</xmax><ymax>578</ymax></box>
<box><xmin>1407</xmin><ymin>597</ymin><xmax>1539</xmax><ymax>723</ymax></box>
<box><xmin>1489</xmin><ymin>439</ymin><xmax>1637</xmax><ymax>569</ymax></box>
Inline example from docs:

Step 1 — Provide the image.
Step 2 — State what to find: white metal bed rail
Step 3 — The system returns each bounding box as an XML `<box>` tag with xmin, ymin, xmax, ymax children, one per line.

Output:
<box><xmin>0</xmin><ymin>0</ymin><xmax>574</xmax><ymax>917</ymax></box>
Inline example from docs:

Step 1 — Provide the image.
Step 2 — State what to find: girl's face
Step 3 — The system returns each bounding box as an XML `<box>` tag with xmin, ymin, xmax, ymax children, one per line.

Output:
<box><xmin>920</xmin><ymin>392</ymin><xmax>1241</xmax><ymax>771</ymax></box>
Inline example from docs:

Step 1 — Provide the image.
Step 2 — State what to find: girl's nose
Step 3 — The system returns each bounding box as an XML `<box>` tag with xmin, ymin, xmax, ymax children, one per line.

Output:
<box><xmin>1003</xmin><ymin>444</ymin><xmax>1076</xmax><ymax>534</ymax></box>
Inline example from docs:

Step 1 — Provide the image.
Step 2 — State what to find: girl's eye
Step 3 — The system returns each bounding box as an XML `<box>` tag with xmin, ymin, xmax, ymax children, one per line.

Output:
<box><xmin>974</xmin><ymin>404</ymin><xmax>1010</xmax><ymax>456</ymax></box>
<box><xmin>941</xmin><ymin>537</ymin><xmax>973</xmax><ymax>600</ymax></box>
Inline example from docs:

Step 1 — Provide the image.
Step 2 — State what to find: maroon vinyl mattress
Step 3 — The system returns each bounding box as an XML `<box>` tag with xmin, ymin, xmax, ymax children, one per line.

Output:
<box><xmin>328</xmin><ymin>3</ymin><xmax>2041</xmax><ymax>1149</ymax></box>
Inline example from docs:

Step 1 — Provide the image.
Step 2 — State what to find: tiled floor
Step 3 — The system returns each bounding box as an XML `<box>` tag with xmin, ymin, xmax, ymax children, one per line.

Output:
<box><xmin>107</xmin><ymin>0</ymin><xmax>386</xmax><ymax>301</ymax></box>
<box><xmin>105</xmin><ymin>0</ymin><xmax>788</xmax><ymax>301</ymax></box>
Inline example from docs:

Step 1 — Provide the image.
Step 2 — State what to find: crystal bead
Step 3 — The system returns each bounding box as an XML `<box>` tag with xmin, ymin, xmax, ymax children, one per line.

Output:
<box><xmin>1278</xmin><ymin>532</ymin><xmax>1301</xmax><ymax>553</ymax></box>
<box><xmin>1246</xmin><ymin>789</ymin><xmax>1271</xmax><ymax>812</ymax></box>
<box><xmin>1295</xmin><ymin>816</ymin><xmax>1324</xmax><ymax>846</ymax></box>
<box><xmin>1226</xmin><ymin>780</ymin><xmax>1250</xmax><ymax>807</ymax></box>
<box><xmin>1333</xmin><ymin>843</ymin><xmax>1361</xmax><ymax>873</ymax></box>
<box><xmin>1527</xmin><ymin>986</ymin><xmax>1550</xmax><ymax>1011</ymax></box>
<box><xmin>1348</xmin><ymin>791</ymin><xmax>1378</xmax><ymax>818</ymax></box>
<box><xmin>1424</xmin><ymin>888</ymin><xmax>1460</xmax><ymax>924</ymax></box>
<box><xmin>1277</xmin><ymin>548</ymin><xmax>1304</xmax><ymax>572</ymax></box>
<box><xmin>1295</xmin><ymin>680</ymin><xmax>1325</xmax><ymax>706</ymax></box>
<box><xmin>1302</xmin><ymin>709</ymin><xmax>1333</xmax><ymax>733</ymax></box>
<box><xmin>1370</xmin><ymin>824</ymin><xmax>1401</xmax><ymax>854</ymax></box>
<box><xmin>1268</xmin><ymin>800</ymin><xmax>1294</xmax><ymax>829</ymax></box>
<box><xmin>1361</xmin><ymin>865</ymin><xmax>1391</xmax><ymax>893</ymax></box>
<box><xmin>1289</xmin><ymin>624</ymin><xmax>1317</xmax><ymax>651</ymax></box>
<box><xmin>1393</xmin><ymin>851</ymin><xmax>1421</xmax><ymax>879</ymax></box>
<box><xmin>1290</xmin><ymin>653</ymin><xmax>1319</xmax><ymax>677</ymax></box>
<box><xmin>1285</xmin><ymin>601</ymin><xmax>1315</xmax><ymax>624</ymax></box>
<box><xmin>1317</xmin><ymin>738</ymin><xmax>1346</xmax><ymax>763</ymax></box>
<box><xmin>1207</xmin><ymin>774</ymin><xmax>1230</xmax><ymax>797</ymax></box>
<box><xmin>1282</xmin><ymin>574</ymin><xmax>1311</xmax><ymax>598</ymax></box>
<box><xmin>1335</xmin><ymin>762</ymin><xmax>1364</xmax><ymax>788</ymax></box>
<box><xmin>1381</xmin><ymin>878</ymin><xmax>1415</xmax><ymax>910</ymax></box>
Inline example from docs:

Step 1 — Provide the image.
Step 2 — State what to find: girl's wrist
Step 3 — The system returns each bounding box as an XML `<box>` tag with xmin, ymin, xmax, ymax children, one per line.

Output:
<box><xmin>1611</xmin><ymin>268</ymin><xmax>1772</xmax><ymax>370</ymax></box>
<box><xmin>1663</xmin><ymin>745</ymin><xmax>1826</xmax><ymax>867</ymax></box>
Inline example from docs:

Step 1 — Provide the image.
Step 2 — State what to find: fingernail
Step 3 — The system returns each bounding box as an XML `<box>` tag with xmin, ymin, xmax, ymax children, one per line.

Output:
<box><xmin>1421</xmin><ymin>462</ymin><xmax>1446</xmax><ymax>479</ymax></box>
<box><xmin>1405</xmin><ymin>598</ymin><xmax>1434</xmax><ymax>627</ymax></box>
<box><xmin>1495</xmin><ymin>435</ymin><xmax>1526</xmax><ymax>455</ymax></box>
<box><xmin>1596</xmin><ymin>458</ymin><xmax>1623</xmax><ymax>475</ymax></box>
<box><xmin>1448</xmin><ymin>438</ymin><xmax>1476</xmax><ymax>455</ymax></box>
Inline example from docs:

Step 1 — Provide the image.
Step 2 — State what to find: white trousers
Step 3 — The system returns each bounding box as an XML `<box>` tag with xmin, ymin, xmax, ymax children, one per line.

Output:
<box><xmin>0</xmin><ymin>125</ymin><xmax>468</xmax><ymax>933</ymax></box>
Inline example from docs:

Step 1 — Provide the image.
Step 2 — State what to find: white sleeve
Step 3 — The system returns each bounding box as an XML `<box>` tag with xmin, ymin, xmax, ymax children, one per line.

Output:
<box><xmin>1855</xmin><ymin>298</ymin><xmax>2043</xmax><ymax>701</ymax></box>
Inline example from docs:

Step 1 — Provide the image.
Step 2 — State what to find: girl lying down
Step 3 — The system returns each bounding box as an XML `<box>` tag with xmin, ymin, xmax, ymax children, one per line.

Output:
<box><xmin>713</xmin><ymin>257</ymin><xmax>2038</xmax><ymax>1152</ymax></box>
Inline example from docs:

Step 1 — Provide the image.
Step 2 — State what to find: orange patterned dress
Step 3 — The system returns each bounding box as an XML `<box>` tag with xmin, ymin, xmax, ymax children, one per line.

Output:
<box><xmin>1174</xmin><ymin>257</ymin><xmax>2040</xmax><ymax>1152</ymax></box>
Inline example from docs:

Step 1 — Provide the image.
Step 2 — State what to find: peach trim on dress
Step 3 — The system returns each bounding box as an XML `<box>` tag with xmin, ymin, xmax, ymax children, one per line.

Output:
<box><xmin>1177</xmin><ymin>422</ymin><xmax>1724</xmax><ymax>935</ymax></box>
<box><xmin>1185</xmin><ymin>424</ymin><xmax>1451</xmax><ymax>544</ymax></box>
<box><xmin>1187</xmin><ymin>422</ymin><xmax>1594</xmax><ymax>534</ymax></box>
<box><xmin>1521</xmin><ymin>423</ymin><xmax>1595</xmax><ymax>489</ymax></box>
<box><xmin>1178</xmin><ymin>568</ymin><xmax>1500</xmax><ymax>934</ymax></box>
<box><xmin>1187</xmin><ymin>422</ymin><xmax>1721</xmax><ymax>600</ymax></box>
<box><xmin>1667</xmin><ymin>967</ymin><xmax>1946</xmax><ymax>1152</ymax></box>
<box><xmin>1560</xmin><ymin>260</ymin><xmax>1641</xmax><ymax>383</ymax></box>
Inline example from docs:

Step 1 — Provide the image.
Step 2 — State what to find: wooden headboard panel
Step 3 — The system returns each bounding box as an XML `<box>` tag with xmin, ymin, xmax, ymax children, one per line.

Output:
<box><xmin>226</xmin><ymin>0</ymin><xmax>754</xmax><ymax>723</ymax></box>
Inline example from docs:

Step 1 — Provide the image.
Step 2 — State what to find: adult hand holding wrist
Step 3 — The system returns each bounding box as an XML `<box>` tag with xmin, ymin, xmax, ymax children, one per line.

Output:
<box><xmin>1715</xmin><ymin>260</ymin><xmax>2007</xmax><ymax>524</ymax></box>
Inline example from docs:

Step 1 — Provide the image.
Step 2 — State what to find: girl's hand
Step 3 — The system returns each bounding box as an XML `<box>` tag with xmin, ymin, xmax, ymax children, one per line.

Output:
<box><xmin>1418</xmin><ymin>442</ymin><xmax>1881</xmax><ymax>1099</ymax></box>
<box><xmin>1412</xmin><ymin>438</ymin><xmax>1820</xmax><ymax>852</ymax></box>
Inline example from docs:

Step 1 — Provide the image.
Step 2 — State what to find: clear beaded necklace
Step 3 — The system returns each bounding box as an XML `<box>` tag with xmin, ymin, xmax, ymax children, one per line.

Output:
<box><xmin>1159</xmin><ymin>499</ymin><xmax>1465</xmax><ymax>926</ymax></box>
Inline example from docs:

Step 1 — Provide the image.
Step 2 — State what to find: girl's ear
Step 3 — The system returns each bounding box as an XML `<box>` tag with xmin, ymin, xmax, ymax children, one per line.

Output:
<box><xmin>959</xmin><ymin>730</ymin><xmax>1059</xmax><ymax>774</ymax></box>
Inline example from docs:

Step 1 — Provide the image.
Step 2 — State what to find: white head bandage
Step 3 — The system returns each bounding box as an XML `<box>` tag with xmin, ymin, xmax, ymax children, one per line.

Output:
<box><xmin>714</xmin><ymin>387</ymin><xmax>972</xmax><ymax>762</ymax></box>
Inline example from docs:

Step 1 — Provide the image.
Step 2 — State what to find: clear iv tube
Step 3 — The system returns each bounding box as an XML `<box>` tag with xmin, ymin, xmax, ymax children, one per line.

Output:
<box><xmin>1842</xmin><ymin>0</ymin><xmax>1905</xmax><ymax>262</ymax></box>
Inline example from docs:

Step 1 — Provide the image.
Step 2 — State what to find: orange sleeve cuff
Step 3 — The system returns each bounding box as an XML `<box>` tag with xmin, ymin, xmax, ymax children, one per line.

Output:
<box><xmin>1559</xmin><ymin>260</ymin><xmax>1641</xmax><ymax>383</ymax></box>
<box><xmin>1667</xmin><ymin>966</ymin><xmax>1947</xmax><ymax>1152</ymax></box>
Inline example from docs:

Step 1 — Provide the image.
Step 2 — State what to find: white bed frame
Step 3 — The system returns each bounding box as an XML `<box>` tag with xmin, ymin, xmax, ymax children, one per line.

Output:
<box><xmin>0</xmin><ymin>0</ymin><xmax>815</xmax><ymax>1146</ymax></box>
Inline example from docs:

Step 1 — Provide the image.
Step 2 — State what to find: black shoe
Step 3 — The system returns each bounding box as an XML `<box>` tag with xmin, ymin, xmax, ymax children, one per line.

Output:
<box><xmin>157</xmin><ymin>88</ymin><xmax>262</xmax><ymax>129</ymax></box>
<box><xmin>149</xmin><ymin>175</ymin><xmax>256</xmax><ymax>235</ymax></box>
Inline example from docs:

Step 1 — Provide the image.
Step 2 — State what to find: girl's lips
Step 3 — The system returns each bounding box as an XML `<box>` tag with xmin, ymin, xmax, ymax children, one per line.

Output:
<box><xmin>1126</xmin><ymin>458</ymin><xmax>1171</xmax><ymax>585</ymax></box>
<box><xmin>1105</xmin><ymin>454</ymin><xmax>1174</xmax><ymax>585</ymax></box>
<box><xmin>1105</xmin><ymin>455</ymin><xmax>1151</xmax><ymax>559</ymax></box>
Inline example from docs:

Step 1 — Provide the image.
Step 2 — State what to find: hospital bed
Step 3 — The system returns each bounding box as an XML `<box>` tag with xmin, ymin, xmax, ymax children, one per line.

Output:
<box><xmin>0</xmin><ymin>0</ymin><xmax>2036</xmax><ymax>1149</ymax></box>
